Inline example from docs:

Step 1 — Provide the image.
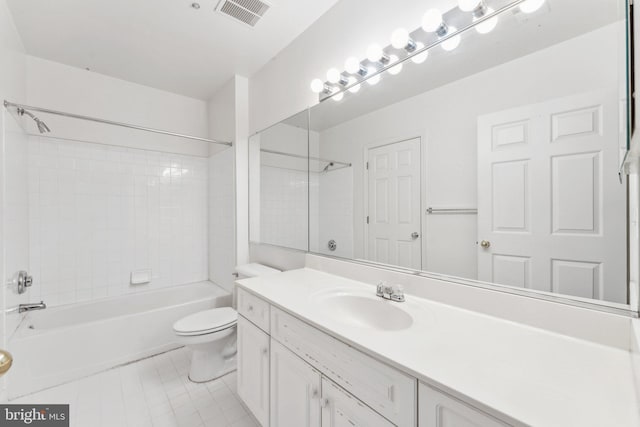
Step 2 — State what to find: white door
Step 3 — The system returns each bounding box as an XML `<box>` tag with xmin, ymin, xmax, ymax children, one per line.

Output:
<box><xmin>418</xmin><ymin>383</ymin><xmax>510</xmax><ymax>427</ymax></box>
<box><xmin>477</xmin><ymin>91</ymin><xmax>627</xmax><ymax>303</ymax></box>
<box><xmin>270</xmin><ymin>340</ymin><xmax>322</xmax><ymax>427</ymax></box>
<box><xmin>366</xmin><ymin>138</ymin><xmax>422</xmax><ymax>269</ymax></box>
<box><xmin>321</xmin><ymin>378</ymin><xmax>394</xmax><ymax>427</ymax></box>
<box><xmin>237</xmin><ymin>316</ymin><xmax>270</xmax><ymax>426</ymax></box>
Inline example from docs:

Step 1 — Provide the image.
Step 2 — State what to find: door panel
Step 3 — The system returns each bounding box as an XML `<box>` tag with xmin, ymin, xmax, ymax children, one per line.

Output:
<box><xmin>271</xmin><ymin>340</ymin><xmax>322</xmax><ymax>427</ymax></box>
<box><xmin>478</xmin><ymin>91</ymin><xmax>626</xmax><ymax>303</ymax></box>
<box><xmin>367</xmin><ymin>138</ymin><xmax>422</xmax><ymax>270</ymax></box>
<box><xmin>237</xmin><ymin>316</ymin><xmax>270</xmax><ymax>426</ymax></box>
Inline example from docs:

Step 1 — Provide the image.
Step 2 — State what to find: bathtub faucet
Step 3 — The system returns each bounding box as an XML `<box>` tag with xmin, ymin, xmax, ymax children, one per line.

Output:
<box><xmin>18</xmin><ymin>301</ymin><xmax>46</xmax><ymax>313</ymax></box>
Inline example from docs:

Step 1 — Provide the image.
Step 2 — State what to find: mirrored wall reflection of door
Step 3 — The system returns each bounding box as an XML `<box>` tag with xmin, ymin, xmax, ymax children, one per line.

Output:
<box><xmin>366</xmin><ymin>138</ymin><xmax>422</xmax><ymax>270</ymax></box>
<box><xmin>477</xmin><ymin>91</ymin><xmax>627</xmax><ymax>303</ymax></box>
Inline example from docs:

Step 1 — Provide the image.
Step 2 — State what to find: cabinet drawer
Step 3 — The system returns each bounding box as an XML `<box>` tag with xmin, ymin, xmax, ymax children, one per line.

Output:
<box><xmin>237</xmin><ymin>288</ymin><xmax>270</xmax><ymax>333</ymax></box>
<box><xmin>418</xmin><ymin>382</ymin><xmax>511</xmax><ymax>427</ymax></box>
<box><xmin>271</xmin><ymin>307</ymin><xmax>416</xmax><ymax>427</ymax></box>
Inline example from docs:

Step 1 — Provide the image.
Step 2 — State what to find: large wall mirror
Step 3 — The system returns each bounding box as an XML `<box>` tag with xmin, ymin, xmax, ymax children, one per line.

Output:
<box><xmin>251</xmin><ymin>0</ymin><xmax>635</xmax><ymax>313</ymax></box>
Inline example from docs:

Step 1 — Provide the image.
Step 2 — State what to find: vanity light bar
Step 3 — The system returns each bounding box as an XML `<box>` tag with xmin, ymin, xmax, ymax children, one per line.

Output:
<box><xmin>312</xmin><ymin>0</ymin><xmax>542</xmax><ymax>102</ymax></box>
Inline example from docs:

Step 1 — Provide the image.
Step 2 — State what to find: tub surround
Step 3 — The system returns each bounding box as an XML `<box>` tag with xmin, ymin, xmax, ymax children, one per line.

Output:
<box><xmin>236</xmin><ymin>268</ymin><xmax>640</xmax><ymax>426</ymax></box>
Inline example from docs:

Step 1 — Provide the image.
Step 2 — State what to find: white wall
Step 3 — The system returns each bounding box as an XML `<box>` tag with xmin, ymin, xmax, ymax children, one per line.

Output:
<box><xmin>314</xmin><ymin>23</ymin><xmax>621</xmax><ymax>280</ymax></box>
<box><xmin>207</xmin><ymin>78</ymin><xmax>237</xmax><ymax>292</ymax></box>
<box><xmin>26</xmin><ymin>56</ymin><xmax>210</xmax><ymax>156</ymax></box>
<box><xmin>0</xmin><ymin>0</ymin><xmax>27</xmax><ymax>401</ymax></box>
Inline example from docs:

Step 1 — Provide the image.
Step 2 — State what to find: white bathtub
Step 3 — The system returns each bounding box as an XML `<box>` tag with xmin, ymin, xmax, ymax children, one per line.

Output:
<box><xmin>8</xmin><ymin>281</ymin><xmax>231</xmax><ymax>399</ymax></box>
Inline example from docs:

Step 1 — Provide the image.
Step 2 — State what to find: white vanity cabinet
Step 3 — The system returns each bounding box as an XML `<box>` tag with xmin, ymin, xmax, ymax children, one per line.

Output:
<box><xmin>271</xmin><ymin>340</ymin><xmax>322</xmax><ymax>427</ymax></box>
<box><xmin>236</xmin><ymin>287</ymin><xmax>516</xmax><ymax>427</ymax></box>
<box><xmin>237</xmin><ymin>315</ymin><xmax>270</xmax><ymax>427</ymax></box>
<box><xmin>418</xmin><ymin>383</ymin><xmax>511</xmax><ymax>427</ymax></box>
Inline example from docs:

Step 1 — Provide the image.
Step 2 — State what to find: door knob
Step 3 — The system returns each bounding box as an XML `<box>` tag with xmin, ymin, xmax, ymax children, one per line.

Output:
<box><xmin>411</xmin><ymin>232</ymin><xmax>419</xmax><ymax>240</ymax></box>
<box><xmin>480</xmin><ymin>240</ymin><xmax>491</xmax><ymax>248</ymax></box>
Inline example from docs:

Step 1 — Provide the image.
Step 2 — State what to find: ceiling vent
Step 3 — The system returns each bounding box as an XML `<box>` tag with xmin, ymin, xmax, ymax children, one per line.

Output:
<box><xmin>216</xmin><ymin>0</ymin><xmax>270</xmax><ymax>28</ymax></box>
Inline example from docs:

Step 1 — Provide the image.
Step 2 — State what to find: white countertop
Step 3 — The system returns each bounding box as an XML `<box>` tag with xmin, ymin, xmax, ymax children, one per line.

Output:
<box><xmin>237</xmin><ymin>268</ymin><xmax>640</xmax><ymax>427</ymax></box>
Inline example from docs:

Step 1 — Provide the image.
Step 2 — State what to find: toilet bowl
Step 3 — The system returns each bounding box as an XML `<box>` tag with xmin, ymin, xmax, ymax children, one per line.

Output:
<box><xmin>173</xmin><ymin>263</ymin><xmax>281</xmax><ymax>382</ymax></box>
<box><xmin>173</xmin><ymin>307</ymin><xmax>237</xmax><ymax>382</ymax></box>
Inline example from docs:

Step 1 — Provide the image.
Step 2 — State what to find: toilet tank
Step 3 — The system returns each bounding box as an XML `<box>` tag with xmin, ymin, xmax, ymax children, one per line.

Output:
<box><xmin>235</xmin><ymin>263</ymin><xmax>281</xmax><ymax>279</ymax></box>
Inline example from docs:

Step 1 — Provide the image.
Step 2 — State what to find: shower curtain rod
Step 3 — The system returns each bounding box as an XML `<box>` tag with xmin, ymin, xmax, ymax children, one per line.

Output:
<box><xmin>3</xmin><ymin>100</ymin><xmax>232</xmax><ymax>147</ymax></box>
<box><xmin>260</xmin><ymin>148</ymin><xmax>352</xmax><ymax>168</ymax></box>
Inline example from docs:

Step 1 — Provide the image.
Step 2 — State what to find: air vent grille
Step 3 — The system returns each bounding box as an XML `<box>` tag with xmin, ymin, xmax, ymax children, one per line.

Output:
<box><xmin>217</xmin><ymin>0</ymin><xmax>270</xmax><ymax>28</ymax></box>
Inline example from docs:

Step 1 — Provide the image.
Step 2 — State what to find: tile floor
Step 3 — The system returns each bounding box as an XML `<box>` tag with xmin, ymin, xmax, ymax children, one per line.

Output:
<box><xmin>11</xmin><ymin>347</ymin><xmax>258</xmax><ymax>427</ymax></box>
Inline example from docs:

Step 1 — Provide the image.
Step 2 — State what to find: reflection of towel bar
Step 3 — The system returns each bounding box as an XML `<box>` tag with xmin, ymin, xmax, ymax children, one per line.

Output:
<box><xmin>426</xmin><ymin>207</ymin><xmax>478</xmax><ymax>215</ymax></box>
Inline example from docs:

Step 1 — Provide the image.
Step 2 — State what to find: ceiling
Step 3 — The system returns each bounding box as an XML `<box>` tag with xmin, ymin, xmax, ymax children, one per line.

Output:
<box><xmin>7</xmin><ymin>0</ymin><xmax>341</xmax><ymax>100</ymax></box>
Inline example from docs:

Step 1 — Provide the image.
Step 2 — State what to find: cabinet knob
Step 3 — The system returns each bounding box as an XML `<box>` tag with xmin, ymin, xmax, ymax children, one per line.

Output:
<box><xmin>480</xmin><ymin>240</ymin><xmax>491</xmax><ymax>248</ymax></box>
<box><xmin>321</xmin><ymin>398</ymin><xmax>330</xmax><ymax>408</ymax></box>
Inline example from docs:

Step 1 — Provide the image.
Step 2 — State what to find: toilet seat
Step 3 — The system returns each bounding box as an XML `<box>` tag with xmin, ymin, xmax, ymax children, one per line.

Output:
<box><xmin>173</xmin><ymin>307</ymin><xmax>237</xmax><ymax>336</ymax></box>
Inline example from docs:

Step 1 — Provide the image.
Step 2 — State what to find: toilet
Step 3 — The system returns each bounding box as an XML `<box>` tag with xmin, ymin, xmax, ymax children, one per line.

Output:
<box><xmin>173</xmin><ymin>263</ymin><xmax>280</xmax><ymax>382</ymax></box>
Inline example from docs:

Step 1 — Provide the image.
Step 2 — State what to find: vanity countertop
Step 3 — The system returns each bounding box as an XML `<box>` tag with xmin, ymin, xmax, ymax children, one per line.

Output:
<box><xmin>236</xmin><ymin>268</ymin><xmax>640</xmax><ymax>427</ymax></box>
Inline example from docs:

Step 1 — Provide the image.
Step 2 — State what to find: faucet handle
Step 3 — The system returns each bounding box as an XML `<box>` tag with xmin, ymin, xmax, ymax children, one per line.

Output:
<box><xmin>376</xmin><ymin>281</ymin><xmax>386</xmax><ymax>296</ymax></box>
<box><xmin>390</xmin><ymin>284</ymin><xmax>405</xmax><ymax>302</ymax></box>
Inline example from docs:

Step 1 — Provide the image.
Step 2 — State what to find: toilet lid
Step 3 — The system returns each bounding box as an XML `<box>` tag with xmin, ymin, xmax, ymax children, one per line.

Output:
<box><xmin>173</xmin><ymin>307</ymin><xmax>237</xmax><ymax>335</ymax></box>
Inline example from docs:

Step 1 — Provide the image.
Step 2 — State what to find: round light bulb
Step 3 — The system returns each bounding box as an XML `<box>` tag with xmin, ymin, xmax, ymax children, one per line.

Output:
<box><xmin>519</xmin><ymin>0</ymin><xmax>545</xmax><ymax>13</ymax></box>
<box><xmin>388</xmin><ymin>55</ymin><xmax>402</xmax><ymax>75</ymax></box>
<box><xmin>326</xmin><ymin>68</ymin><xmax>341</xmax><ymax>84</ymax></box>
<box><xmin>345</xmin><ymin>56</ymin><xmax>362</xmax><ymax>74</ymax></box>
<box><xmin>391</xmin><ymin>28</ymin><xmax>410</xmax><ymax>50</ymax></box>
<box><xmin>411</xmin><ymin>42</ymin><xmax>429</xmax><ymax>64</ymax></box>
<box><xmin>332</xmin><ymin>91</ymin><xmax>344</xmax><ymax>102</ymax></box>
<box><xmin>347</xmin><ymin>77</ymin><xmax>361</xmax><ymax>93</ymax></box>
<box><xmin>475</xmin><ymin>9</ymin><xmax>498</xmax><ymax>34</ymax></box>
<box><xmin>422</xmin><ymin>9</ymin><xmax>443</xmax><ymax>32</ymax></box>
<box><xmin>458</xmin><ymin>0</ymin><xmax>481</xmax><ymax>12</ymax></box>
<box><xmin>310</xmin><ymin>79</ymin><xmax>324</xmax><ymax>93</ymax></box>
<box><xmin>441</xmin><ymin>28</ymin><xmax>461</xmax><ymax>51</ymax></box>
<box><xmin>366</xmin><ymin>67</ymin><xmax>380</xmax><ymax>85</ymax></box>
<box><xmin>366</xmin><ymin>44</ymin><xmax>384</xmax><ymax>62</ymax></box>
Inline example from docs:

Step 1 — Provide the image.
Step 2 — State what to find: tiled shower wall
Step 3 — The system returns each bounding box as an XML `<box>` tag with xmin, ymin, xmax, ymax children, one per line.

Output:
<box><xmin>27</xmin><ymin>137</ymin><xmax>209</xmax><ymax>307</ymax></box>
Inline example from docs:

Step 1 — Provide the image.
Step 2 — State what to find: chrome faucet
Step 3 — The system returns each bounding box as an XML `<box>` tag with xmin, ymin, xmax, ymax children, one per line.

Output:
<box><xmin>376</xmin><ymin>282</ymin><xmax>405</xmax><ymax>302</ymax></box>
<box><xmin>18</xmin><ymin>301</ymin><xmax>46</xmax><ymax>313</ymax></box>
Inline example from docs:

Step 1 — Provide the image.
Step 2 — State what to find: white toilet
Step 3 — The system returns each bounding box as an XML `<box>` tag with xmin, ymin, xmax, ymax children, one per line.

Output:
<box><xmin>173</xmin><ymin>263</ymin><xmax>280</xmax><ymax>382</ymax></box>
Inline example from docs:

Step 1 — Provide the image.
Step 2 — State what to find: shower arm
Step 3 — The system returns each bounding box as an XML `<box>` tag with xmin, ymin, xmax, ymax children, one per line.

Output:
<box><xmin>3</xmin><ymin>100</ymin><xmax>232</xmax><ymax>147</ymax></box>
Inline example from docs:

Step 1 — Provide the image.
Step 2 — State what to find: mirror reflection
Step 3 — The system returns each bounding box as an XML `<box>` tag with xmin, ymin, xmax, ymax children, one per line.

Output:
<box><xmin>309</xmin><ymin>0</ymin><xmax>629</xmax><ymax>305</ymax></box>
<box><xmin>249</xmin><ymin>111</ymin><xmax>310</xmax><ymax>251</ymax></box>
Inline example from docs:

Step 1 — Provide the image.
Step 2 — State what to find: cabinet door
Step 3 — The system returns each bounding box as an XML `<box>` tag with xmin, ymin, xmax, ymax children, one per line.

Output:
<box><xmin>321</xmin><ymin>378</ymin><xmax>394</xmax><ymax>427</ymax></box>
<box><xmin>237</xmin><ymin>316</ymin><xmax>270</xmax><ymax>426</ymax></box>
<box><xmin>419</xmin><ymin>382</ymin><xmax>511</xmax><ymax>427</ymax></box>
<box><xmin>271</xmin><ymin>340</ymin><xmax>322</xmax><ymax>427</ymax></box>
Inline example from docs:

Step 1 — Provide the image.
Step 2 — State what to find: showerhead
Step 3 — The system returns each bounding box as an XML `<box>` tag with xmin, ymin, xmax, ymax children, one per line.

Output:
<box><xmin>17</xmin><ymin>107</ymin><xmax>51</xmax><ymax>134</ymax></box>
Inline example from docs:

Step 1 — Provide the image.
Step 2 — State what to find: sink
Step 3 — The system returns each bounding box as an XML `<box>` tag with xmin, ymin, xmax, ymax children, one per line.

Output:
<box><xmin>314</xmin><ymin>290</ymin><xmax>413</xmax><ymax>331</ymax></box>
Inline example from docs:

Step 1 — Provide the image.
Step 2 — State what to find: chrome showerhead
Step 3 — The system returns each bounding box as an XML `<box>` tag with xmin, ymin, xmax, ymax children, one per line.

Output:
<box><xmin>17</xmin><ymin>107</ymin><xmax>51</xmax><ymax>134</ymax></box>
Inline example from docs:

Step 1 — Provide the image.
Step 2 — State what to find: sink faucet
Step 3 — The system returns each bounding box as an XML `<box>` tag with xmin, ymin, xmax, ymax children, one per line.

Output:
<box><xmin>376</xmin><ymin>282</ymin><xmax>405</xmax><ymax>302</ymax></box>
<box><xmin>18</xmin><ymin>301</ymin><xmax>46</xmax><ymax>313</ymax></box>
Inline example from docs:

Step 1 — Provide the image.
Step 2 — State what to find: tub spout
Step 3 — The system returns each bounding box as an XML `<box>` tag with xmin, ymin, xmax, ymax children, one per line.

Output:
<box><xmin>18</xmin><ymin>301</ymin><xmax>46</xmax><ymax>313</ymax></box>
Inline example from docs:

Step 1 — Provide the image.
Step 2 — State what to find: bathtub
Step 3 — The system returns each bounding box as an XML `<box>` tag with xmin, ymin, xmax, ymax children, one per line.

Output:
<box><xmin>8</xmin><ymin>281</ymin><xmax>231</xmax><ymax>399</ymax></box>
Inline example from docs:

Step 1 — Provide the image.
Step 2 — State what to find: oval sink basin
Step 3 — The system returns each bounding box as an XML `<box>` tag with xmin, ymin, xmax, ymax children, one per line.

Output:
<box><xmin>315</xmin><ymin>291</ymin><xmax>413</xmax><ymax>331</ymax></box>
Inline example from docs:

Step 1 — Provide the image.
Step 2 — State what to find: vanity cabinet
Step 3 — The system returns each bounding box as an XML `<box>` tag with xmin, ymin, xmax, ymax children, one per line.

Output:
<box><xmin>237</xmin><ymin>316</ymin><xmax>270</xmax><ymax>427</ymax></box>
<box><xmin>418</xmin><ymin>383</ymin><xmax>510</xmax><ymax>427</ymax></box>
<box><xmin>237</xmin><ymin>288</ymin><xmax>515</xmax><ymax>427</ymax></box>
